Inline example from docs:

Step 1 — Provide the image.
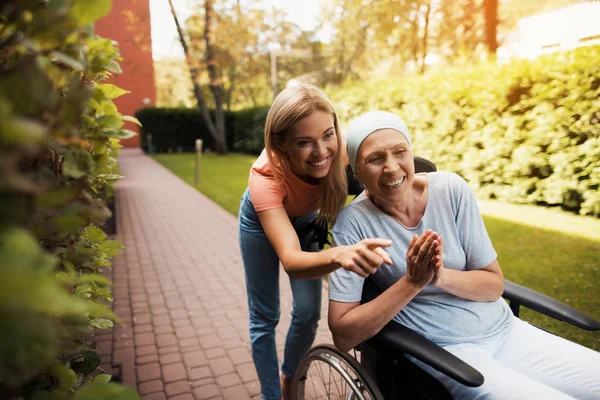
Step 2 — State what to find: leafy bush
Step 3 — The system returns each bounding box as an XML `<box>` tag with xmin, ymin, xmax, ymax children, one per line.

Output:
<box><xmin>135</xmin><ymin>105</ymin><xmax>269</xmax><ymax>155</ymax></box>
<box><xmin>329</xmin><ymin>45</ymin><xmax>600</xmax><ymax>217</ymax></box>
<box><xmin>0</xmin><ymin>1</ymin><xmax>139</xmax><ymax>399</ymax></box>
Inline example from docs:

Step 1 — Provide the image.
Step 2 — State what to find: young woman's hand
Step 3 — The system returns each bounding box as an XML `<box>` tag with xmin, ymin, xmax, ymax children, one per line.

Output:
<box><xmin>333</xmin><ymin>238</ymin><xmax>393</xmax><ymax>277</ymax></box>
<box><xmin>405</xmin><ymin>230</ymin><xmax>441</xmax><ymax>288</ymax></box>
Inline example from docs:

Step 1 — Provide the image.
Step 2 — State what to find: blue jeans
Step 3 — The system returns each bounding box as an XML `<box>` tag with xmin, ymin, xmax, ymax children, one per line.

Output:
<box><xmin>238</xmin><ymin>188</ymin><xmax>322</xmax><ymax>400</ymax></box>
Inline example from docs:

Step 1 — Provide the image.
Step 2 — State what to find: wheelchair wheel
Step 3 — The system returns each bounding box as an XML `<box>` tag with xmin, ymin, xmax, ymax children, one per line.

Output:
<box><xmin>292</xmin><ymin>344</ymin><xmax>384</xmax><ymax>400</ymax></box>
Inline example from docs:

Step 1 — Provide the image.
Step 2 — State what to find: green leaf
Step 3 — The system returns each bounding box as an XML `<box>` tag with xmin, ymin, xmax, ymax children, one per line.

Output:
<box><xmin>96</xmin><ymin>84</ymin><xmax>130</xmax><ymax>100</ymax></box>
<box><xmin>98</xmin><ymin>129</ymin><xmax>137</xmax><ymax>139</ymax></box>
<box><xmin>54</xmin><ymin>215</ymin><xmax>87</xmax><ymax>234</ymax></box>
<box><xmin>96</xmin><ymin>173</ymin><xmax>124</xmax><ymax>181</ymax></box>
<box><xmin>36</xmin><ymin>187</ymin><xmax>80</xmax><ymax>209</ymax></box>
<box><xmin>93</xmin><ymin>374</ymin><xmax>112</xmax><ymax>384</ymax></box>
<box><xmin>72</xmin><ymin>350</ymin><xmax>101</xmax><ymax>375</ymax></box>
<box><xmin>48</xmin><ymin>365</ymin><xmax>77</xmax><ymax>389</ymax></box>
<box><xmin>69</xmin><ymin>0</ymin><xmax>113</xmax><ymax>26</ymax></box>
<box><xmin>0</xmin><ymin>117</ymin><xmax>46</xmax><ymax>146</ymax></box>
<box><xmin>96</xmin><ymin>115</ymin><xmax>124</xmax><ymax>129</ymax></box>
<box><xmin>121</xmin><ymin>115</ymin><xmax>142</xmax><ymax>126</ymax></box>
<box><xmin>89</xmin><ymin>318</ymin><xmax>113</xmax><ymax>329</ymax></box>
<box><xmin>105</xmin><ymin>60</ymin><xmax>123</xmax><ymax>74</ymax></box>
<box><xmin>84</xmin><ymin>225</ymin><xmax>107</xmax><ymax>243</ymax></box>
<box><xmin>74</xmin><ymin>382</ymin><xmax>140</xmax><ymax>400</ymax></box>
<box><xmin>49</xmin><ymin>51</ymin><xmax>84</xmax><ymax>71</ymax></box>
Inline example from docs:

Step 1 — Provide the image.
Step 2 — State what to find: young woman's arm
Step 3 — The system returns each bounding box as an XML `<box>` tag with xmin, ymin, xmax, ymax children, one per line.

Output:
<box><xmin>258</xmin><ymin>208</ymin><xmax>392</xmax><ymax>279</ymax></box>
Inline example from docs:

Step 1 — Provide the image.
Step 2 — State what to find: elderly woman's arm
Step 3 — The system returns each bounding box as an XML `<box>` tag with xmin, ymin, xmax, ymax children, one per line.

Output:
<box><xmin>432</xmin><ymin>260</ymin><xmax>504</xmax><ymax>301</ymax></box>
<box><xmin>328</xmin><ymin>277</ymin><xmax>423</xmax><ymax>353</ymax></box>
<box><xmin>329</xmin><ymin>230</ymin><xmax>441</xmax><ymax>352</ymax></box>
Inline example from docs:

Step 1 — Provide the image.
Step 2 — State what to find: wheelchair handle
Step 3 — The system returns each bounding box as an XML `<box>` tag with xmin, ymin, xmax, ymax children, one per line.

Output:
<box><xmin>503</xmin><ymin>279</ymin><xmax>600</xmax><ymax>331</ymax></box>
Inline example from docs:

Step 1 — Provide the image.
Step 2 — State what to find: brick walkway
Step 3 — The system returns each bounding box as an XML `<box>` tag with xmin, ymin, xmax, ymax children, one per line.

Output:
<box><xmin>98</xmin><ymin>149</ymin><xmax>333</xmax><ymax>400</ymax></box>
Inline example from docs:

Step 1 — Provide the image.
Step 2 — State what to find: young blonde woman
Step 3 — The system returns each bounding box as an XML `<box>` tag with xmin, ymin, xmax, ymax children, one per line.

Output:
<box><xmin>238</xmin><ymin>84</ymin><xmax>392</xmax><ymax>400</ymax></box>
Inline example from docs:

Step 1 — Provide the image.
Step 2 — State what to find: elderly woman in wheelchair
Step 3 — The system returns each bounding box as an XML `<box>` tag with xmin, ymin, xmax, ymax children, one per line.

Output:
<box><xmin>295</xmin><ymin>111</ymin><xmax>600</xmax><ymax>400</ymax></box>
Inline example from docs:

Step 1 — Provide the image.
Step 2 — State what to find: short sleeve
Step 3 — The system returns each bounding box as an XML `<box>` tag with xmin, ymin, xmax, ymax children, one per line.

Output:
<box><xmin>248</xmin><ymin>169</ymin><xmax>286</xmax><ymax>212</ymax></box>
<box><xmin>328</xmin><ymin>231</ymin><xmax>365</xmax><ymax>303</ymax></box>
<box><xmin>452</xmin><ymin>174</ymin><xmax>497</xmax><ymax>270</ymax></box>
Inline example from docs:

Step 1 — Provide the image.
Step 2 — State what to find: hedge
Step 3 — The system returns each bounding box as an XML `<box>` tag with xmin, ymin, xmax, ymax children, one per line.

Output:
<box><xmin>135</xmin><ymin>105</ymin><xmax>270</xmax><ymax>155</ymax></box>
<box><xmin>0</xmin><ymin>1</ymin><xmax>138</xmax><ymax>399</ymax></box>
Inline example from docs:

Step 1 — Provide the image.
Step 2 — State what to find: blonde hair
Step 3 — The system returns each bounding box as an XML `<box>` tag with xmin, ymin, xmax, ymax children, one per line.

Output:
<box><xmin>264</xmin><ymin>84</ymin><xmax>347</xmax><ymax>226</ymax></box>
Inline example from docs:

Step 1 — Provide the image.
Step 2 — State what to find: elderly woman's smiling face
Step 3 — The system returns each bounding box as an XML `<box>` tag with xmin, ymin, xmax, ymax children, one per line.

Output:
<box><xmin>355</xmin><ymin>128</ymin><xmax>415</xmax><ymax>202</ymax></box>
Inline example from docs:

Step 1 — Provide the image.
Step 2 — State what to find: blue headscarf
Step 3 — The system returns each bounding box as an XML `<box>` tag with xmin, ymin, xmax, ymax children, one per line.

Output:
<box><xmin>346</xmin><ymin>111</ymin><xmax>412</xmax><ymax>172</ymax></box>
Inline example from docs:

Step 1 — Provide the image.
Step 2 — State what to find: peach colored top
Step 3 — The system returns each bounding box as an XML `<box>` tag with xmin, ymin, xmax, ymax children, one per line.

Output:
<box><xmin>248</xmin><ymin>150</ymin><xmax>320</xmax><ymax>216</ymax></box>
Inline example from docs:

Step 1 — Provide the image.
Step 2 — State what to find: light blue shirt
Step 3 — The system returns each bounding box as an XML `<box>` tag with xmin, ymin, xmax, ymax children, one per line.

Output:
<box><xmin>329</xmin><ymin>172</ymin><xmax>513</xmax><ymax>346</ymax></box>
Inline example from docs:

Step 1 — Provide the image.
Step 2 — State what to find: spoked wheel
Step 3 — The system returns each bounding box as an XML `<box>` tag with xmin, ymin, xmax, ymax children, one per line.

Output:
<box><xmin>292</xmin><ymin>344</ymin><xmax>384</xmax><ymax>400</ymax></box>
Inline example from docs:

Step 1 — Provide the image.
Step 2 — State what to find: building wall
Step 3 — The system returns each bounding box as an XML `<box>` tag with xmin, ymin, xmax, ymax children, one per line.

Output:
<box><xmin>95</xmin><ymin>0</ymin><xmax>155</xmax><ymax>148</ymax></box>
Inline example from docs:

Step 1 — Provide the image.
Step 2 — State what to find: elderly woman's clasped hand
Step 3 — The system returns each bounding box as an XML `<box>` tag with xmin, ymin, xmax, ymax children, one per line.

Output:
<box><xmin>405</xmin><ymin>230</ymin><xmax>443</xmax><ymax>288</ymax></box>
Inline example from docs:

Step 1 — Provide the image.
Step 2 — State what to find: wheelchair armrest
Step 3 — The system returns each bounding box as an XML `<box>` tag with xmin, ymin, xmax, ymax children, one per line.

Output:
<box><xmin>503</xmin><ymin>279</ymin><xmax>600</xmax><ymax>331</ymax></box>
<box><xmin>366</xmin><ymin>319</ymin><xmax>484</xmax><ymax>388</ymax></box>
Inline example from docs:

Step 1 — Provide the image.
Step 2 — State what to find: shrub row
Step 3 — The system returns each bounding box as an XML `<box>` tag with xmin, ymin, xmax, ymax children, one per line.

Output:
<box><xmin>135</xmin><ymin>105</ymin><xmax>270</xmax><ymax>155</ymax></box>
<box><xmin>0</xmin><ymin>1</ymin><xmax>138</xmax><ymax>399</ymax></box>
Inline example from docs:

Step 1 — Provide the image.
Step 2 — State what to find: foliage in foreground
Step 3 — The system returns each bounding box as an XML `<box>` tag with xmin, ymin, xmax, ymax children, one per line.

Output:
<box><xmin>0</xmin><ymin>0</ymin><xmax>138</xmax><ymax>398</ymax></box>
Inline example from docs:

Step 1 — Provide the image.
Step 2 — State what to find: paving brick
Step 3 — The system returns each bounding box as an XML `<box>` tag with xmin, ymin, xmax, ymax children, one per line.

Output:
<box><xmin>209</xmin><ymin>357</ymin><xmax>234</xmax><ymax>376</ymax></box>
<box><xmin>188</xmin><ymin>366</ymin><xmax>212</xmax><ymax>381</ymax></box>
<box><xmin>173</xmin><ymin>318</ymin><xmax>192</xmax><ymax>328</ymax></box>
<box><xmin>175</xmin><ymin>326</ymin><xmax>197</xmax><ymax>339</ymax></box>
<box><xmin>135</xmin><ymin>324</ymin><xmax>154</xmax><ymax>333</ymax></box>
<box><xmin>138</xmin><ymin>379</ymin><xmax>164</xmax><ymax>395</ymax></box>
<box><xmin>171</xmin><ymin>309</ymin><xmax>189</xmax><ymax>320</ymax></box>
<box><xmin>137</xmin><ymin>362</ymin><xmax>161</xmax><ymax>382</ymax></box>
<box><xmin>162</xmin><ymin>362</ymin><xmax>187</xmax><ymax>383</ymax></box>
<box><xmin>179</xmin><ymin>338</ymin><xmax>200</xmax><ymax>349</ymax></box>
<box><xmin>193</xmin><ymin>384</ymin><xmax>220</xmax><ymax>400</ymax></box>
<box><xmin>160</xmin><ymin>352</ymin><xmax>182</xmax><ymax>365</ymax></box>
<box><xmin>215</xmin><ymin>373</ymin><xmax>241</xmax><ymax>388</ymax></box>
<box><xmin>165</xmin><ymin>380</ymin><xmax>191</xmax><ymax>396</ymax></box>
<box><xmin>191</xmin><ymin>377</ymin><xmax>214</xmax><ymax>389</ymax></box>
<box><xmin>235</xmin><ymin>363</ymin><xmax>258</xmax><ymax>383</ymax></box>
<box><xmin>153</xmin><ymin>314</ymin><xmax>172</xmax><ymax>327</ymax></box>
<box><xmin>142</xmin><ymin>392</ymin><xmax>167</xmax><ymax>400</ymax></box>
<box><xmin>198</xmin><ymin>335</ymin><xmax>222</xmax><ymax>350</ymax></box>
<box><xmin>133</xmin><ymin>313</ymin><xmax>152</xmax><ymax>326</ymax></box>
<box><xmin>137</xmin><ymin>345</ymin><xmax>158</xmax><ymax>357</ymax></box>
<box><xmin>183</xmin><ymin>350</ymin><xmax>208</xmax><ymax>368</ymax></box>
<box><xmin>170</xmin><ymin>394</ymin><xmax>194</xmax><ymax>400</ymax></box>
<box><xmin>227</xmin><ymin>347</ymin><xmax>252</xmax><ymax>366</ymax></box>
<box><xmin>156</xmin><ymin>333</ymin><xmax>178</xmax><ymax>348</ymax></box>
<box><xmin>244</xmin><ymin>381</ymin><xmax>260</xmax><ymax>397</ymax></box>
<box><xmin>137</xmin><ymin>353</ymin><xmax>159</xmax><ymax>365</ymax></box>
<box><xmin>155</xmin><ymin>325</ymin><xmax>174</xmax><ymax>334</ymax></box>
<box><xmin>221</xmin><ymin>384</ymin><xmax>249</xmax><ymax>400</ymax></box>
<box><xmin>205</xmin><ymin>348</ymin><xmax>226</xmax><ymax>360</ymax></box>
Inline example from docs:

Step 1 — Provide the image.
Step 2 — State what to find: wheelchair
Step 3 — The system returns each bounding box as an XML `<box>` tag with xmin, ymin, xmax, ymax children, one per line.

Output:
<box><xmin>292</xmin><ymin>157</ymin><xmax>600</xmax><ymax>400</ymax></box>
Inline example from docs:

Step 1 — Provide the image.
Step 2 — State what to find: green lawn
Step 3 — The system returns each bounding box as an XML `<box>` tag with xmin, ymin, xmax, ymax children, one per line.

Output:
<box><xmin>153</xmin><ymin>152</ymin><xmax>600</xmax><ymax>350</ymax></box>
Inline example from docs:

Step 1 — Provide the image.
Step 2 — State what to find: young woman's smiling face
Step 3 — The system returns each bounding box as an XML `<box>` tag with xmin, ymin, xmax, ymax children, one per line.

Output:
<box><xmin>279</xmin><ymin>110</ymin><xmax>338</xmax><ymax>184</ymax></box>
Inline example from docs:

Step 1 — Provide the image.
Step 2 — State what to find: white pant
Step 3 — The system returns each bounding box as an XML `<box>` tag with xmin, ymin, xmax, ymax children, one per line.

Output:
<box><xmin>416</xmin><ymin>317</ymin><xmax>600</xmax><ymax>399</ymax></box>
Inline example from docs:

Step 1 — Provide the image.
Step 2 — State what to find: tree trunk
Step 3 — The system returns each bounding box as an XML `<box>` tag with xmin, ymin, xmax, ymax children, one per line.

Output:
<box><xmin>419</xmin><ymin>0</ymin><xmax>432</xmax><ymax>74</ymax></box>
<box><xmin>204</xmin><ymin>0</ymin><xmax>227</xmax><ymax>154</ymax></box>
<box><xmin>168</xmin><ymin>0</ymin><xmax>228</xmax><ymax>153</ymax></box>
<box><xmin>483</xmin><ymin>0</ymin><xmax>498</xmax><ymax>56</ymax></box>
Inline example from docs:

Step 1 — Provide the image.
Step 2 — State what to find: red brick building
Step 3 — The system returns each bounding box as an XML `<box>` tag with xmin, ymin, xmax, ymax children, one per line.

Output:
<box><xmin>95</xmin><ymin>0</ymin><xmax>155</xmax><ymax>148</ymax></box>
